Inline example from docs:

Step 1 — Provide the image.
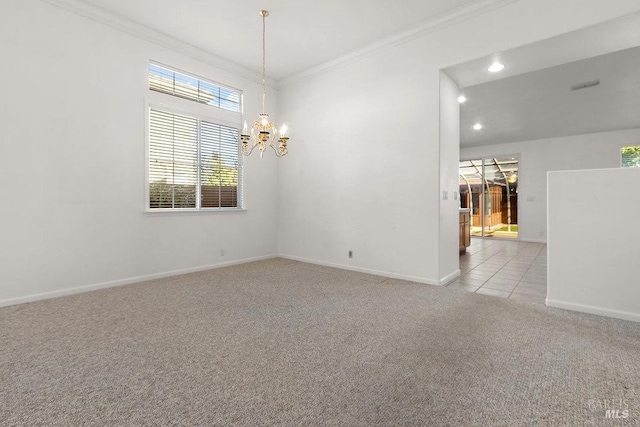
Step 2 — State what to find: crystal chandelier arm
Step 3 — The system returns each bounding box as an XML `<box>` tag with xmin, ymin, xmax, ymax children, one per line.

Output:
<box><xmin>271</xmin><ymin>142</ymin><xmax>288</xmax><ymax>157</ymax></box>
<box><xmin>270</xmin><ymin>125</ymin><xmax>288</xmax><ymax>157</ymax></box>
<box><xmin>240</xmin><ymin>134</ymin><xmax>258</xmax><ymax>156</ymax></box>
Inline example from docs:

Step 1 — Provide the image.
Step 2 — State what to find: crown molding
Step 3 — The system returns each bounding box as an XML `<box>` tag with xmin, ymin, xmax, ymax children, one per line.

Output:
<box><xmin>41</xmin><ymin>0</ymin><xmax>517</xmax><ymax>89</ymax></box>
<box><xmin>40</xmin><ymin>0</ymin><xmax>276</xmax><ymax>87</ymax></box>
<box><xmin>277</xmin><ymin>0</ymin><xmax>519</xmax><ymax>89</ymax></box>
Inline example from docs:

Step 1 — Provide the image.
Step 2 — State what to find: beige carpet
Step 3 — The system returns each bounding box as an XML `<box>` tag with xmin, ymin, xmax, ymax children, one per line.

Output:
<box><xmin>1</xmin><ymin>258</ymin><xmax>639</xmax><ymax>426</ymax></box>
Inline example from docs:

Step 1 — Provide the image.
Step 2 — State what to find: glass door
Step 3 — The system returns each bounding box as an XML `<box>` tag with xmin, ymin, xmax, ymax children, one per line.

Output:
<box><xmin>459</xmin><ymin>159</ymin><xmax>483</xmax><ymax>237</ymax></box>
<box><xmin>459</xmin><ymin>157</ymin><xmax>518</xmax><ymax>239</ymax></box>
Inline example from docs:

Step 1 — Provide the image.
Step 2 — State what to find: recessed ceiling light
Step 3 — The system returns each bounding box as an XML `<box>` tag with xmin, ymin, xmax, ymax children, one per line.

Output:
<box><xmin>457</xmin><ymin>95</ymin><xmax>467</xmax><ymax>103</ymax></box>
<box><xmin>488</xmin><ymin>62</ymin><xmax>505</xmax><ymax>73</ymax></box>
<box><xmin>473</xmin><ymin>123</ymin><xmax>483</xmax><ymax>130</ymax></box>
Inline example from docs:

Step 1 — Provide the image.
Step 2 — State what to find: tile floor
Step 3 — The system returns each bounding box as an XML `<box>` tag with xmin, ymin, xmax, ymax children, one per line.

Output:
<box><xmin>447</xmin><ymin>238</ymin><xmax>547</xmax><ymax>304</ymax></box>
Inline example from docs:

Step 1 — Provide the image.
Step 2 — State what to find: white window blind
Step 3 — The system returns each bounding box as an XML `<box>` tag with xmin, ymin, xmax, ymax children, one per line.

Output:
<box><xmin>149</xmin><ymin>108</ymin><xmax>241</xmax><ymax>209</ymax></box>
<box><xmin>149</xmin><ymin>63</ymin><xmax>241</xmax><ymax>112</ymax></box>
<box><xmin>621</xmin><ymin>145</ymin><xmax>640</xmax><ymax>168</ymax></box>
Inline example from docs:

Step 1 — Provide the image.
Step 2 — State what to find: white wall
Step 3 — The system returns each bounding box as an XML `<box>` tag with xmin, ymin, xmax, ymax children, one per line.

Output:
<box><xmin>277</xmin><ymin>43</ymin><xmax>441</xmax><ymax>283</ymax></box>
<box><xmin>0</xmin><ymin>0</ymin><xmax>279</xmax><ymax>305</ymax></box>
<box><xmin>439</xmin><ymin>72</ymin><xmax>461</xmax><ymax>284</ymax></box>
<box><xmin>547</xmin><ymin>167</ymin><xmax>640</xmax><ymax>322</ymax></box>
<box><xmin>3</xmin><ymin>0</ymin><xmax>640</xmax><ymax>305</ymax></box>
<box><xmin>277</xmin><ymin>0</ymin><xmax>640</xmax><ymax>284</ymax></box>
<box><xmin>461</xmin><ymin>128</ymin><xmax>640</xmax><ymax>242</ymax></box>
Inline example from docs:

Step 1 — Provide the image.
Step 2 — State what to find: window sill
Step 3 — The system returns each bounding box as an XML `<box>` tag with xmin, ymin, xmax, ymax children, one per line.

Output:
<box><xmin>144</xmin><ymin>208</ymin><xmax>247</xmax><ymax>215</ymax></box>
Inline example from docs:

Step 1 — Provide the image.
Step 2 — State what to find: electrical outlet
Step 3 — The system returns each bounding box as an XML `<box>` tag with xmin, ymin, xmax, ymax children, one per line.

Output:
<box><xmin>348</xmin><ymin>250</ymin><xmax>353</xmax><ymax>259</ymax></box>
<box><xmin>220</xmin><ymin>249</ymin><xmax>225</xmax><ymax>256</ymax></box>
<box><xmin>539</xmin><ymin>231</ymin><xmax>544</xmax><ymax>237</ymax></box>
<box><xmin>442</xmin><ymin>190</ymin><xmax>448</xmax><ymax>200</ymax></box>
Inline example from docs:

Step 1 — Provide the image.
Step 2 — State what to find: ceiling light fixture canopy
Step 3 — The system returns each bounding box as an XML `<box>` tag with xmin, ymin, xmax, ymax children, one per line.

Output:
<box><xmin>240</xmin><ymin>10</ymin><xmax>289</xmax><ymax>158</ymax></box>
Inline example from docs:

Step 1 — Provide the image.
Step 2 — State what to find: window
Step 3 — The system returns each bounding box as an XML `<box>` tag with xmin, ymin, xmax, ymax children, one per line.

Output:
<box><xmin>149</xmin><ymin>63</ymin><xmax>241</xmax><ymax>112</ymax></box>
<box><xmin>147</xmin><ymin>63</ymin><xmax>242</xmax><ymax>210</ymax></box>
<box><xmin>149</xmin><ymin>109</ymin><xmax>240</xmax><ymax>209</ymax></box>
<box><xmin>621</xmin><ymin>145</ymin><xmax>640</xmax><ymax>168</ymax></box>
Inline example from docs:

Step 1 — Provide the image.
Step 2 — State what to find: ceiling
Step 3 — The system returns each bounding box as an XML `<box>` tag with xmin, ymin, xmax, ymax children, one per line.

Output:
<box><xmin>446</xmin><ymin>12</ymin><xmax>640</xmax><ymax>147</ymax></box>
<box><xmin>62</xmin><ymin>1</ymin><xmax>640</xmax><ymax>147</ymax></box>
<box><xmin>79</xmin><ymin>0</ymin><xmax>478</xmax><ymax>81</ymax></box>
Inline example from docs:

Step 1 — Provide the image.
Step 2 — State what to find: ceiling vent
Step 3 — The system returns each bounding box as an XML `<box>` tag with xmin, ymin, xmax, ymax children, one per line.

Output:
<box><xmin>571</xmin><ymin>80</ymin><xmax>600</xmax><ymax>91</ymax></box>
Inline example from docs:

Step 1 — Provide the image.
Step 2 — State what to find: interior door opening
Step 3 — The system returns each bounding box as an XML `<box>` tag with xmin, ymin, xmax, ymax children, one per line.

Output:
<box><xmin>459</xmin><ymin>157</ymin><xmax>518</xmax><ymax>239</ymax></box>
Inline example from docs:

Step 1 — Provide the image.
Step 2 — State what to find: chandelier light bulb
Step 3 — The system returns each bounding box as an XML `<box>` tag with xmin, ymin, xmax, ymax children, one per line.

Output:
<box><xmin>457</xmin><ymin>95</ymin><xmax>467</xmax><ymax>104</ymax></box>
<box><xmin>280</xmin><ymin>124</ymin><xmax>287</xmax><ymax>137</ymax></box>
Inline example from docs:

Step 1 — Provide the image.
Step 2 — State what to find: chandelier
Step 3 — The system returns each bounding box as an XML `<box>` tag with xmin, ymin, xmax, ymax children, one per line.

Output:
<box><xmin>240</xmin><ymin>10</ymin><xmax>289</xmax><ymax>158</ymax></box>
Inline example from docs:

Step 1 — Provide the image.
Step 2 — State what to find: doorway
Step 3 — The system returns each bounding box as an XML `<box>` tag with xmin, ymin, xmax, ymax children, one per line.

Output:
<box><xmin>459</xmin><ymin>157</ymin><xmax>518</xmax><ymax>239</ymax></box>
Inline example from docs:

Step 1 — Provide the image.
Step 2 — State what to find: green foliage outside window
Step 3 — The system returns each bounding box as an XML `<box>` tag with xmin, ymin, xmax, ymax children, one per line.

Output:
<box><xmin>206</xmin><ymin>155</ymin><xmax>238</xmax><ymax>186</ymax></box>
<box><xmin>621</xmin><ymin>146</ymin><xmax>640</xmax><ymax>168</ymax></box>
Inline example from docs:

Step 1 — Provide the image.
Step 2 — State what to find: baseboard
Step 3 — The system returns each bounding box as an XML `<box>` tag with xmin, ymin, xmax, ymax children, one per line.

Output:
<box><xmin>279</xmin><ymin>254</ymin><xmax>439</xmax><ymax>285</ymax></box>
<box><xmin>519</xmin><ymin>238</ymin><xmax>547</xmax><ymax>244</ymax></box>
<box><xmin>546</xmin><ymin>298</ymin><xmax>640</xmax><ymax>323</ymax></box>
<box><xmin>0</xmin><ymin>254</ymin><xmax>277</xmax><ymax>308</ymax></box>
<box><xmin>439</xmin><ymin>269</ymin><xmax>461</xmax><ymax>286</ymax></box>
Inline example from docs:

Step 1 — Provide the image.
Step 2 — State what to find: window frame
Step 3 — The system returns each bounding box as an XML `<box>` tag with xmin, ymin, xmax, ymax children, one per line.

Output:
<box><xmin>144</xmin><ymin>64</ymin><xmax>244</xmax><ymax>213</ymax></box>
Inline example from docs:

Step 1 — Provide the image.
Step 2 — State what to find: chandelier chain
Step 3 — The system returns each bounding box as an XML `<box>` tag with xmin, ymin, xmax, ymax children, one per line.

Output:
<box><xmin>261</xmin><ymin>11</ymin><xmax>266</xmax><ymax>114</ymax></box>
